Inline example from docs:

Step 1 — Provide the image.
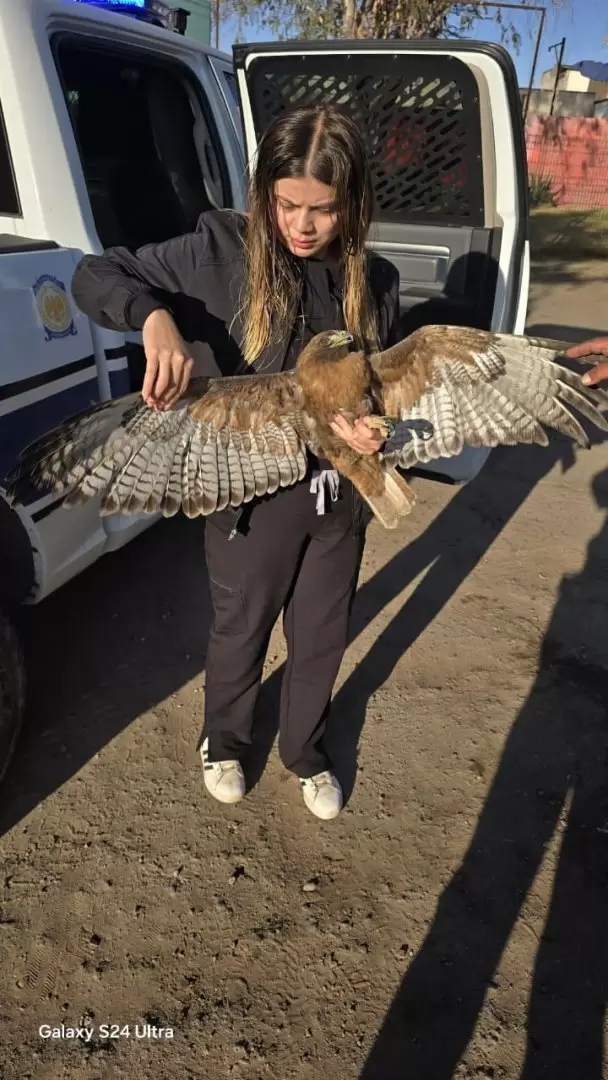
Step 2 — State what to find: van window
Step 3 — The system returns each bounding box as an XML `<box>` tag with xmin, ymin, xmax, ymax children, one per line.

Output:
<box><xmin>54</xmin><ymin>40</ymin><xmax>231</xmax><ymax>249</ymax></box>
<box><xmin>222</xmin><ymin>70</ymin><xmax>239</xmax><ymax>110</ymax></box>
<box><xmin>0</xmin><ymin>102</ymin><xmax>20</xmax><ymax>216</ymax></box>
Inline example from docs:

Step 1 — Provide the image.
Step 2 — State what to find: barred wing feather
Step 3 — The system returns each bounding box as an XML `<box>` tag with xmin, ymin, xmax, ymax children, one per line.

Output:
<box><xmin>7</xmin><ymin>373</ymin><xmax>311</xmax><ymax>518</ymax></box>
<box><xmin>371</xmin><ymin>326</ymin><xmax>608</xmax><ymax>468</ymax></box>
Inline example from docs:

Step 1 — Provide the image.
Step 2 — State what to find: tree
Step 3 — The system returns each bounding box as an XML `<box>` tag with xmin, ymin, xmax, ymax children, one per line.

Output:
<box><xmin>222</xmin><ymin>0</ymin><xmax>550</xmax><ymax>49</ymax></box>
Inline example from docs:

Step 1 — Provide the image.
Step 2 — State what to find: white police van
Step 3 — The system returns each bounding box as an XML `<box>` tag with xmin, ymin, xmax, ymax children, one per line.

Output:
<box><xmin>0</xmin><ymin>0</ymin><xmax>530</xmax><ymax>782</ymax></box>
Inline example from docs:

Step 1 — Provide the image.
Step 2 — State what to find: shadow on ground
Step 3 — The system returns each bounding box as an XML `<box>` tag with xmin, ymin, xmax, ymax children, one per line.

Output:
<box><xmin>358</xmin><ymin>465</ymin><xmax>608</xmax><ymax>1080</ymax></box>
<box><xmin>0</xmin><ymin>516</ymin><xmax>211</xmax><ymax>837</ymax></box>
<box><xmin>529</xmin><ymin>209</ymin><xmax>608</xmax><ymax>264</ymax></box>
<box><xmin>526</xmin><ymin>322</ymin><xmax>608</xmax><ymax>344</ymax></box>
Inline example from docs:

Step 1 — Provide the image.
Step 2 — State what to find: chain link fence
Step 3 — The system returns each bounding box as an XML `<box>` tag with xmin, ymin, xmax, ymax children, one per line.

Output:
<box><xmin>525</xmin><ymin>115</ymin><xmax>608</xmax><ymax>258</ymax></box>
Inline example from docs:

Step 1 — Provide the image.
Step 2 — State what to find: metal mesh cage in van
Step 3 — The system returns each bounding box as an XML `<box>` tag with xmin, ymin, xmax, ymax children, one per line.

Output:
<box><xmin>245</xmin><ymin>53</ymin><xmax>485</xmax><ymax>227</ymax></box>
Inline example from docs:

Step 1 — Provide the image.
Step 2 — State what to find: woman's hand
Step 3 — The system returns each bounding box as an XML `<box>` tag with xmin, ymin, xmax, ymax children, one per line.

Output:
<box><xmin>330</xmin><ymin>414</ymin><xmax>386</xmax><ymax>456</ymax></box>
<box><xmin>565</xmin><ymin>337</ymin><xmax>608</xmax><ymax>386</ymax></box>
<box><xmin>142</xmin><ymin>309</ymin><xmax>194</xmax><ymax>410</ymax></box>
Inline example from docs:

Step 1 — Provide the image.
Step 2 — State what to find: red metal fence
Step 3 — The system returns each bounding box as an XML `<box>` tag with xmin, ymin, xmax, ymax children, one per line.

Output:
<box><xmin>525</xmin><ymin>115</ymin><xmax>608</xmax><ymax>209</ymax></box>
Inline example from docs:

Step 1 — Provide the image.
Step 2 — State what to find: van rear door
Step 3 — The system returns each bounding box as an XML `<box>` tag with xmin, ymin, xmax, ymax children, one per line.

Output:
<box><xmin>233</xmin><ymin>40</ymin><xmax>530</xmax><ymax>482</ymax></box>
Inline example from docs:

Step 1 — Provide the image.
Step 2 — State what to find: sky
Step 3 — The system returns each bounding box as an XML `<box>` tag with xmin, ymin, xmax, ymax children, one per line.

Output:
<box><xmin>218</xmin><ymin>2</ymin><xmax>607</xmax><ymax>89</ymax></box>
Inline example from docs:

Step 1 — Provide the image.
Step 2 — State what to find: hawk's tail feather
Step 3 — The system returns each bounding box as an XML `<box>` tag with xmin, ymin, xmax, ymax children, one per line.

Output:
<box><xmin>361</xmin><ymin>466</ymin><xmax>416</xmax><ymax>530</ymax></box>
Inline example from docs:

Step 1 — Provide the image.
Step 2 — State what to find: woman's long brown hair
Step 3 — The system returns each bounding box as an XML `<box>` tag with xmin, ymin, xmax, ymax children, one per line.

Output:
<box><xmin>241</xmin><ymin>106</ymin><xmax>376</xmax><ymax>367</ymax></box>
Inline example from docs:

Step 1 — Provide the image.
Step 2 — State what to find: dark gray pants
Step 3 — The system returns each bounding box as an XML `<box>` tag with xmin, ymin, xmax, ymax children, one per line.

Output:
<box><xmin>202</xmin><ymin>480</ymin><xmax>365</xmax><ymax>777</ymax></box>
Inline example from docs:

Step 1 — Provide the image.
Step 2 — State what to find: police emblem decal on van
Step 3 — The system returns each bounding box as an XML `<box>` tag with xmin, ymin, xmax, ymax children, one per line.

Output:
<box><xmin>33</xmin><ymin>275</ymin><xmax>77</xmax><ymax>342</ymax></box>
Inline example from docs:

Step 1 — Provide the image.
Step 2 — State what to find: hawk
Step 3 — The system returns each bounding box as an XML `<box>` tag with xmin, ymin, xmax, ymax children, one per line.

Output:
<box><xmin>7</xmin><ymin>326</ymin><xmax>608</xmax><ymax>529</ymax></box>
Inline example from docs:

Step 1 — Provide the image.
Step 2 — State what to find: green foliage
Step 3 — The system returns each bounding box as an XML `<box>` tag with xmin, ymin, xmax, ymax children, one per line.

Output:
<box><xmin>528</xmin><ymin>174</ymin><xmax>557</xmax><ymax>208</ymax></box>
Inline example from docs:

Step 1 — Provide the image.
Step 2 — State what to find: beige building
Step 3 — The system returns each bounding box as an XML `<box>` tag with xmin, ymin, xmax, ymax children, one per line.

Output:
<box><xmin>540</xmin><ymin>63</ymin><xmax>608</xmax><ymax>103</ymax></box>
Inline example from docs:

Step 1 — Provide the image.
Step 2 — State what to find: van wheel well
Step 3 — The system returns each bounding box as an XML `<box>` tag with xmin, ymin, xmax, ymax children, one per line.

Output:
<box><xmin>0</xmin><ymin>499</ymin><xmax>36</xmax><ymax>606</ymax></box>
<box><xmin>0</xmin><ymin>607</ymin><xmax>26</xmax><ymax>788</ymax></box>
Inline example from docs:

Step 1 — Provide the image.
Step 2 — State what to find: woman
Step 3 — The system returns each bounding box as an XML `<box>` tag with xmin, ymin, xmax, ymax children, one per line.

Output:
<box><xmin>71</xmin><ymin>105</ymin><xmax>400</xmax><ymax>820</ymax></box>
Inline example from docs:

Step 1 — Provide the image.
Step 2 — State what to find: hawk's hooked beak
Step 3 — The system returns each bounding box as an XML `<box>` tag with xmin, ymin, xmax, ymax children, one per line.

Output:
<box><xmin>327</xmin><ymin>331</ymin><xmax>354</xmax><ymax>348</ymax></box>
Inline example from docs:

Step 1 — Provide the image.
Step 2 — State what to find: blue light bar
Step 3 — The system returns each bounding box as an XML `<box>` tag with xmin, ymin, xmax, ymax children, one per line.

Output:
<box><xmin>72</xmin><ymin>0</ymin><xmax>190</xmax><ymax>33</ymax></box>
<box><xmin>74</xmin><ymin>0</ymin><xmax>146</xmax><ymax>7</ymax></box>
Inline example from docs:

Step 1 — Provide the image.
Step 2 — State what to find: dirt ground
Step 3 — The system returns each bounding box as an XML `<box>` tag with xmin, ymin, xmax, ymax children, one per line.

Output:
<box><xmin>1</xmin><ymin>260</ymin><xmax>607</xmax><ymax>1080</ymax></box>
<box><xmin>529</xmin><ymin>208</ymin><xmax>608</xmax><ymax>260</ymax></box>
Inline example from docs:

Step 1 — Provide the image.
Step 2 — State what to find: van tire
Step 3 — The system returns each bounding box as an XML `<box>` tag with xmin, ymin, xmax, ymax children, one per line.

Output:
<box><xmin>0</xmin><ymin>609</ymin><xmax>26</xmax><ymax>787</ymax></box>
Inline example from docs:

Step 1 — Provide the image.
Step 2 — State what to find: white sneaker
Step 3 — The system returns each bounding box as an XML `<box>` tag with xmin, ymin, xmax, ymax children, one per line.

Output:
<box><xmin>200</xmin><ymin>738</ymin><xmax>245</xmax><ymax>805</ymax></box>
<box><xmin>300</xmin><ymin>771</ymin><xmax>343</xmax><ymax>820</ymax></box>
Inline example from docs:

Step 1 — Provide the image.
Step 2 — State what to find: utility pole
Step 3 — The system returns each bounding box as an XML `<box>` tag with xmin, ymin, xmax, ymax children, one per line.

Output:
<box><xmin>548</xmin><ymin>36</ymin><xmax>566</xmax><ymax>116</ymax></box>
<box><xmin>521</xmin><ymin>5</ymin><xmax>546</xmax><ymax>120</ymax></box>
<box><xmin>214</xmin><ymin>0</ymin><xmax>220</xmax><ymax>49</ymax></box>
<box><xmin>455</xmin><ymin>2</ymin><xmax>547</xmax><ymax>121</ymax></box>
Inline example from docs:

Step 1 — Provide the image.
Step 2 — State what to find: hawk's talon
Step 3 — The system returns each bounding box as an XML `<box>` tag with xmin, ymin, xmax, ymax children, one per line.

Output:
<box><xmin>365</xmin><ymin>415</ymin><xmax>397</xmax><ymax>440</ymax></box>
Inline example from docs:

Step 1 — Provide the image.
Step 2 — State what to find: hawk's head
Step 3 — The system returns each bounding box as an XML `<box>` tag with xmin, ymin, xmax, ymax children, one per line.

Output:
<box><xmin>299</xmin><ymin>330</ymin><xmax>354</xmax><ymax>366</ymax></box>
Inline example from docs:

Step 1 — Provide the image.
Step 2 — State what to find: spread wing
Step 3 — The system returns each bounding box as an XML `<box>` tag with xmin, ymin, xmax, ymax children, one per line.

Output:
<box><xmin>371</xmin><ymin>326</ymin><xmax>608</xmax><ymax>468</ymax></box>
<box><xmin>6</xmin><ymin>373</ymin><xmax>314</xmax><ymax>518</ymax></box>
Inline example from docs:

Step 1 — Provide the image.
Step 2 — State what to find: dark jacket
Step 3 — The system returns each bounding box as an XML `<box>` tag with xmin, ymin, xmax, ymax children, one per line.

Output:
<box><xmin>71</xmin><ymin>209</ymin><xmax>401</xmax><ymax>533</ymax></box>
<box><xmin>72</xmin><ymin>209</ymin><xmax>400</xmax><ymax>376</ymax></box>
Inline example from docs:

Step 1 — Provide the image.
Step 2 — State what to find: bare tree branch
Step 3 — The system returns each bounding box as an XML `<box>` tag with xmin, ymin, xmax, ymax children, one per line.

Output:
<box><xmin>222</xmin><ymin>0</ymin><xmax>563</xmax><ymax>50</ymax></box>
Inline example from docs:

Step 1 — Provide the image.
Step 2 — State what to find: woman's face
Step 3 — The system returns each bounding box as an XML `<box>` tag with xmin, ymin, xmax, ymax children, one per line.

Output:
<box><xmin>274</xmin><ymin>176</ymin><xmax>340</xmax><ymax>258</ymax></box>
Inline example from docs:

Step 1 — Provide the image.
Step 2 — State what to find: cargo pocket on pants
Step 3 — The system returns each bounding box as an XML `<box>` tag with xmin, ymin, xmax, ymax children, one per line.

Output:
<box><xmin>208</xmin><ymin>577</ymin><xmax>247</xmax><ymax>637</ymax></box>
